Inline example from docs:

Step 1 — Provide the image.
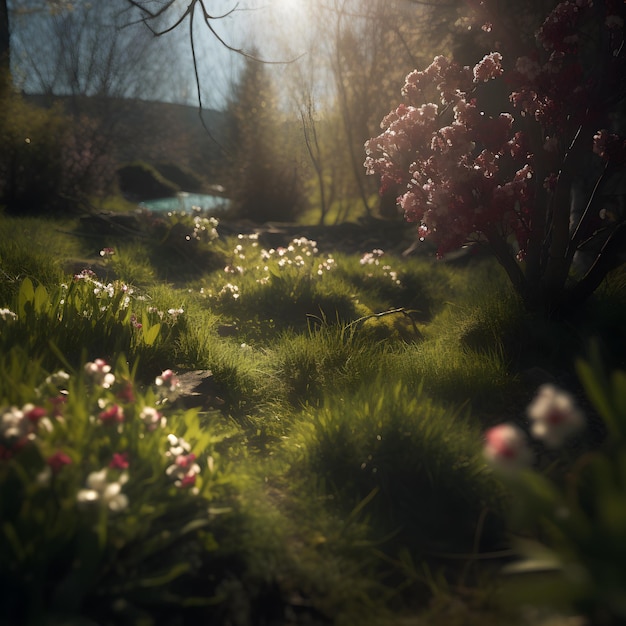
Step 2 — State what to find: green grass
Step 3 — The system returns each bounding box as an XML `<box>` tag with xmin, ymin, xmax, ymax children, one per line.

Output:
<box><xmin>1</xmin><ymin>212</ymin><xmax>626</xmax><ymax>625</ymax></box>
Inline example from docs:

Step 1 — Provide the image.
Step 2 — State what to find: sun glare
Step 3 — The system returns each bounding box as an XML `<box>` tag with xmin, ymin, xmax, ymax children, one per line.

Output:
<box><xmin>251</xmin><ymin>0</ymin><xmax>313</xmax><ymax>54</ymax></box>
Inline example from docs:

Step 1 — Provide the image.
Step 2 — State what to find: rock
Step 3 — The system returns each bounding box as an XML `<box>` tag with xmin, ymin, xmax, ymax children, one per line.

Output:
<box><xmin>176</xmin><ymin>370</ymin><xmax>225</xmax><ymax>409</ymax></box>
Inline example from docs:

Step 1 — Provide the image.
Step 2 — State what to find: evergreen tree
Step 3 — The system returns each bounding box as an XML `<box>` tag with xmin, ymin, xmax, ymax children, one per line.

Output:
<box><xmin>224</xmin><ymin>54</ymin><xmax>305</xmax><ymax>224</ymax></box>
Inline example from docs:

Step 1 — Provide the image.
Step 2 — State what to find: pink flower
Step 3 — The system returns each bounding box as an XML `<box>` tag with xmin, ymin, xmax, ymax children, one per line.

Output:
<box><xmin>47</xmin><ymin>451</ymin><xmax>72</xmax><ymax>473</ymax></box>
<box><xmin>74</xmin><ymin>268</ymin><xmax>96</xmax><ymax>281</ymax></box>
<box><xmin>484</xmin><ymin>423</ymin><xmax>532</xmax><ymax>470</ymax></box>
<box><xmin>527</xmin><ymin>384</ymin><xmax>585</xmax><ymax>448</ymax></box>
<box><xmin>473</xmin><ymin>52</ymin><xmax>503</xmax><ymax>82</ymax></box>
<box><xmin>116</xmin><ymin>382</ymin><xmax>135</xmax><ymax>404</ymax></box>
<box><xmin>175</xmin><ymin>452</ymin><xmax>197</xmax><ymax>469</ymax></box>
<box><xmin>98</xmin><ymin>404</ymin><xmax>124</xmax><ymax>425</ymax></box>
<box><xmin>85</xmin><ymin>359</ymin><xmax>115</xmax><ymax>389</ymax></box>
<box><xmin>178</xmin><ymin>473</ymin><xmax>197</xmax><ymax>489</ymax></box>
<box><xmin>99</xmin><ymin>247</ymin><xmax>115</xmax><ymax>257</ymax></box>
<box><xmin>109</xmin><ymin>452</ymin><xmax>129</xmax><ymax>470</ymax></box>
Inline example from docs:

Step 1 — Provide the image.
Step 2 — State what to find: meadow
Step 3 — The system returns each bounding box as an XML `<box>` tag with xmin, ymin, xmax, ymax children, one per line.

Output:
<box><xmin>1</xmin><ymin>208</ymin><xmax>625</xmax><ymax>626</ymax></box>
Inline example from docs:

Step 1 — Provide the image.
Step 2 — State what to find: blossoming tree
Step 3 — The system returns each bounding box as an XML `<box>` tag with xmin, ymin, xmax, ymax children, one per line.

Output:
<box><xmin>365</xmin><ymin>0</ymin><xmax>625</xmax><ymax>315</ymax></box>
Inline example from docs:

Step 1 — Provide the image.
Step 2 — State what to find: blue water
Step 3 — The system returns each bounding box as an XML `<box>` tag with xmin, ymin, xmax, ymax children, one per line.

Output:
<box><xmin>139</xmin><ymin>192</ymin><xmax>228</xmax><ymax>214</ymax></box>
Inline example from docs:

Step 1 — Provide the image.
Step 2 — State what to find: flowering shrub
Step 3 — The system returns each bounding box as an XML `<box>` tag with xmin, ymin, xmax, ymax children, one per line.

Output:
<box><xmin>202</xmin><ymin>235</ymin><xmax>337</xmax><ymax>304</ymax></box>
<box><xmin>161</xmin><ymin>208</ymin><xmax>220</xmax><ymax>245</ymax></box>
<box><xmin>365</xmin><ymin>0</ymin><xmax>626</xmax><ymax>314</ymax></box>
<box><xmin>484</xmin><ymin>356</ymin><xmax>626</xmax><ymax>623</ymax></box>
<box><xmin>360</xmin><ymin>249</ymin><xmax>402</xmax><ymax>287</ymax></box>
<box><xmin>0</xmin><ymin>92</ymin><xmax>113</xmax><ymax>214</ymax></box>
<box><xmin>0</xmin><ymin>355</ymin><xmax>233</xmax><ymax>623</ymax></box>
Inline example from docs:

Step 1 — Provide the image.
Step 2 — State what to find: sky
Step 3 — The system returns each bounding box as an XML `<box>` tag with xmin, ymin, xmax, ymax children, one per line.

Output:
<box><xmin>189</xmin><ymin>0</ymin><xmax>317</xmax><ymax>109</ymax></box>
<box><xmin>8</xmin><ymin>0</ymin><xmax>318</xmax><ymax>109</ymax></box>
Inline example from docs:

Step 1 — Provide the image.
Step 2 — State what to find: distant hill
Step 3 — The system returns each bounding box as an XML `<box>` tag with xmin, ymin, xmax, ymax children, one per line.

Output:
<box><xmin>24</xmin><ymin>94</ymin><xmax>229</xmax><ymax>187</ymax></box>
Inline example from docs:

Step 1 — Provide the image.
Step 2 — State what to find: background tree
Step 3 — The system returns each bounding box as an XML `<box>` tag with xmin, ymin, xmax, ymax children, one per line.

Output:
<box><xmin>276</xmin><ymin>0</ymin><xmax>465</xmax><ymax>224</ymax></box>
<box><xmin>222</xmin><ymin>53</ymin><xmax>306</xmax><ymax>223</ymax></box>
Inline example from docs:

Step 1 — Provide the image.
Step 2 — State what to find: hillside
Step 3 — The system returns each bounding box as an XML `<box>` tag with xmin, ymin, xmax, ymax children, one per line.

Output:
<box><xmin>24</xmin><ymin>94</ymin><xmax>228</xmax><ymax>184</ymax></box>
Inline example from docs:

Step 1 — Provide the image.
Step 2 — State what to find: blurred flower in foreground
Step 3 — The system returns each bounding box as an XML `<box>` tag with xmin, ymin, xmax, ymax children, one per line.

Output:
<box><xmin>527</xmin><ymin>384</ymin><xmax>585</xmax><ymax>448</ymax></box>
<box><xmin>155</xmin><ymin>369</ymin><xmax>180</xmax><ymax>403</ymax></box>
<box><xmin>77</xmin><ymin>468</ymin><xmax>129</xmax><ymax>512</ymax></box>
<box><xmin>484</xmin><ymin>423</ymin><xmax>532</xmax><ymax>470</ymax></box>
<box><xmin>85</xmin><ymin>359</ymin><xmax>115</xmax><ymax>389</ymax></box>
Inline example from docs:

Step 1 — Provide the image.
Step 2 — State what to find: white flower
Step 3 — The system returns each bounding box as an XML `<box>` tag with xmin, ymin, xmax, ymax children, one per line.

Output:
<box><xmin>527</xmin><ymin>384</ymin><xmax>585</xmax><ymax>448</ymax></box>
<box><xmin>1</xmin><ymin>406</ymin><xmax>26</xmax><ymax>440</ymax></box>
<box><xmin>139</xmin><ymin>406</ymin><xmax>166</xmax><ymax>430</ymax></box>
<box><xmin>155</xmin><ymin>369</ymin><xmax>180</xmax><ymax>403</ymax></box>
<box><xmin>165</xmin><ymin>434</ymin><xmax>192</xmax><ymax>457</ymax></box>
<box><xmin>45</xmin><ymin>370</ymin><xmax>70</xmax><ymax>388</ymax></box>
<box><xmin>0</xmin><ymin>308</ymin><xmax>17</xmax><ymax>321</ymax></box>
<box><xmin>36</xmin><ymin>465</ymin><xmax>52</xmax><ymax>487</ymax></box>
<box><xmin>77</xmin><ymin>469</ymin><xmax>129</xmax><ymax>512</ymax></box>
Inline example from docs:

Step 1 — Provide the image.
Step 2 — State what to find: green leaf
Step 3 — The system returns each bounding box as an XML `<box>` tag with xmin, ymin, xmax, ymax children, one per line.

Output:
<box><xmin>576</xmin><ymin>359</ymin><xmax>617</xmax><ymax>436</ymax></box>
<box><xmin>2</xmin><ymin>522</ymin><xmax>25</xmax><ymax>561</ymax></box>
<box><xmin>18</xmin><ymin>277</ymin><xmax>35</xmax><ymax>317</ymax></box>
<box><xmin>34</xmin><ymin>283</ymin><xmax>49</xmax><ymax>312</ymax></box>
<box><xmin>138</xmin><ymin>562</ymin><xmax>191</xmax><ymax>587</ymax></box>
<box><xmin>143</xmin><ymin>323</ymin><xmax>161</xmax><ymax>347</ymax></box>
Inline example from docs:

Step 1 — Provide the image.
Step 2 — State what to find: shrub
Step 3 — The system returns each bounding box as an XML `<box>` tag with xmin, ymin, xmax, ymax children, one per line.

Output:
<box><xmin>0</xmin><ymin>92</ymin><xmax>112</xmax><ymax>214</ymax></box>
<box><xmin>154</xmin><ymin>162</ymin><xmax>210</xmax><ymax>194</ymax></box>
<box><xmin>117</xmin><ymin>161</ymin><xmax>179</xmax><ymax>201</ymax></box>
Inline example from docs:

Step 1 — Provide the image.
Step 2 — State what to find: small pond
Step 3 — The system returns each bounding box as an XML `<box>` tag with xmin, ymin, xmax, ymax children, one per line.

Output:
<box><xmin>139</xmin><ymin>191</ymin><xmax>228</xmax><ymax>214</ymax></box>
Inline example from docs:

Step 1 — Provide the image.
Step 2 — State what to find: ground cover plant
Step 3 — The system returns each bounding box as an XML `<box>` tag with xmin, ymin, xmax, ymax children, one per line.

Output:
<box><xmin>2</xmin><ymin>204</ymin><xmax>626</xmax><ymax>626</ymax></box>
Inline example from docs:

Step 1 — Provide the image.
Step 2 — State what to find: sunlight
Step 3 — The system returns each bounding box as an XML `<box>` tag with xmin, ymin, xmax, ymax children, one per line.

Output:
<box><xmin>250</xmin><ymin>0</ymin><xmax>314</xmax><ymax>55</ymax></box>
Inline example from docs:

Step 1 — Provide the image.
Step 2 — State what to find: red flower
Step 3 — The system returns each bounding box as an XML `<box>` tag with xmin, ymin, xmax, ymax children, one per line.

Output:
<box><xmin>24</xmin><ymin>405</ymin><xmax>47</xmax><ymax>424</ymax></box>
<box><xmin>47</xmin><ymin>451</ymin><xmax>72</xmax><ymax>473</ymax></box>
<box><xmin>179</xmin><ymin>473</ymin><xmax>197</xmax><ymax>489</ymax></box>
<box><xmin>98</xmin><ymin>404</ymin><xmax>125</xmax><ymax>425</ymax></box>
<box><xmin>117</xmin><ymin>382</ymin><xmax>135</xmax><ymax>404</ymax></box>
<box><xmin>109</xmin><ymin>452</ymin><xmax>129</xmax><ymax>470</ymax></box>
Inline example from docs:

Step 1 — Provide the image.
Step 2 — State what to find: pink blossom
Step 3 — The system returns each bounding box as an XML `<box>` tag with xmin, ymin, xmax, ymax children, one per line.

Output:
<box><xmin>109</xmin><ymin>452</ymin><xmax>129</xmax><ymax>469</ymax></box>
<box><xmin>98</xmin><ymin>404</ymin><xmax>124</xmax><ymax>425</ymax></box>
<box><xmin>47</xmin><ymin>451</ymin><xmax>72</xmax><ymax>473</ymax></box>
<box><xmin>593</xmin><ymin>129</ymin><xmax>625</xmax><ymax>162</ymax></box>
<box><xmin>116</xmin><ymin>382</ymin><xmax>135</xmax><ymax>403</ymax></box>
<box><xmin>473</xmin><ymin>52</ymin><xmax>503</xmax><ymax>82</ymax></box>
<box><xmin>484</xmin><ymin>423</ymin><xmax>532</xmax><ymax>470</ymax></box>
<box><xmin>515</xmin><ymin>56</ymin><xmax>541</xmax><ymax>81</ymax></box>
<box><xmin>74</xmin><ymin>268</ymin><xmax>96</xmax><ymax>281</ymax></box>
